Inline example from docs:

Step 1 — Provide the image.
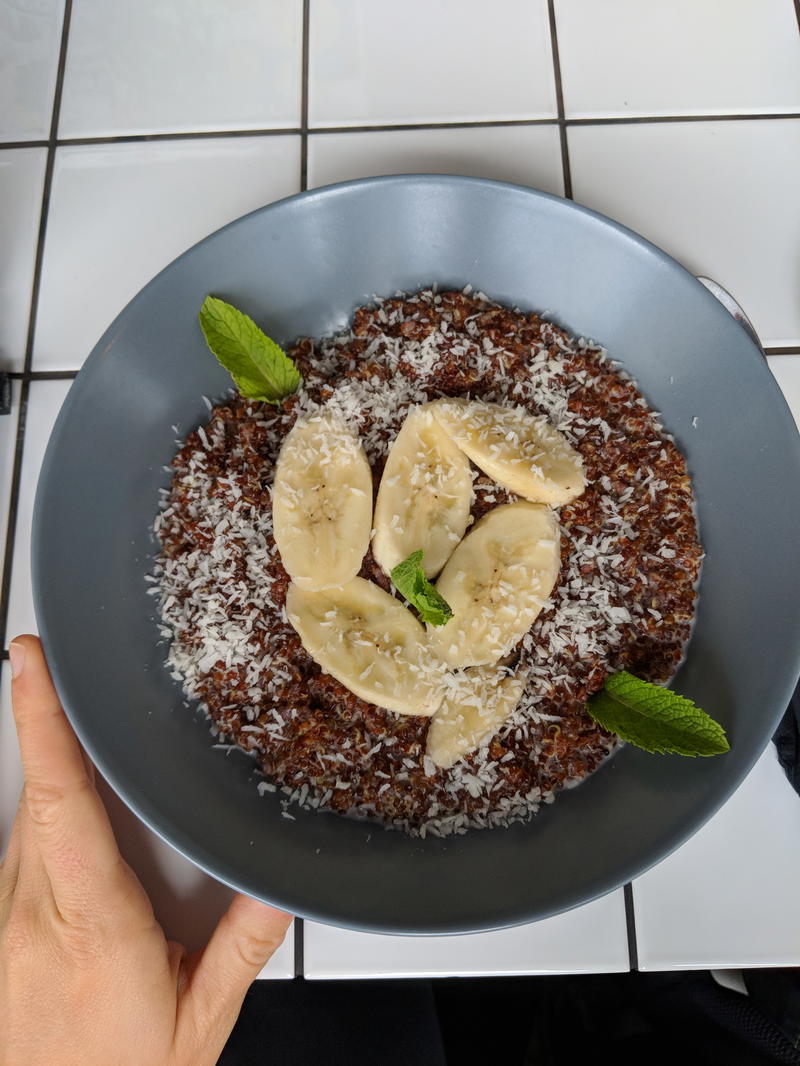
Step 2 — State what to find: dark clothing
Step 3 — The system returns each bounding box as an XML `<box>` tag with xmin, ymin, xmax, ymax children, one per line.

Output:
<box><xmin>219</xmin><ymin>969</ymin><xmax>800</xmax><ymax>1066</ymax></box>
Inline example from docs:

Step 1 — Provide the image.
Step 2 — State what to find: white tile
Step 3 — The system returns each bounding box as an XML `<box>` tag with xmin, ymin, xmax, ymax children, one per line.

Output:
<box><xmin>0</xmin><ymin>0</ymin><xmax>64</xmax><ymax>140</ymax></box>
<box><xmin>308</xmin><ymin>0</ymin><xmax>557</xmax><ymax>127</ymax></box>
<box><xmin>59</xmin><ymin>0</ymin><xmax>302</xmax><ymax>137</ymax></box>
<box><xmin>768</xmin><ymin>354</ymin><xmax>800</xmax><ymax>432</ymax></box>
<box><xmin>5</xmin><ymin>379</ymin><xmax>72</xmax><ymax>646</ymax></box>
<box><xmin>555</xmin><ymin>0</ymin><xmax>800</xmax><ymax>119</ymax></box>
<box><xmin>0</xmin><ymin>380</ymin><xmax>20</xmax><ymax>558</ymax></box>
<box><xmin>0</xmin><ymin>149</ymin><xmax>46</xmax><ymax>372</ymax></box>
<box><xmin>304</xmin><ymin>892</ymin><xmax>629</xmax><ymax>979</ymax></box>
<box><xmin>633</xmin><ymin>746</ymin><xmax>800</xmax><ymax>970</ymax></box>
<box><xmin>308</xmin><ymin>125</ymin><xmax>564</xmax><ymax>193</ymax></box>
<box><xmin>0</xmin><ymin>672</ymin><xmax>293</xmax><ymax>977</ymax></box>
<box><xmin>33</xmin><ymin>137</ymin><xmax>300</xmax><ymax>371</ymax></box>
<box><xmin>568</xmin><ymin>120</ymin><xmax>800</xmax><ymax>348</ymax></box>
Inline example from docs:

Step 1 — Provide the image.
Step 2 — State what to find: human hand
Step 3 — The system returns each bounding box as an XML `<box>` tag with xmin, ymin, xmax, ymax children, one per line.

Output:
<box><xmin>0</xmin><ymin>635</ymin><xmax>292</xmax><ymax>1066</ymax></box>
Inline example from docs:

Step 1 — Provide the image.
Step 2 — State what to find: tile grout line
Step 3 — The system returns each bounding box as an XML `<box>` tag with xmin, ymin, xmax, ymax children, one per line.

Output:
<box><xmin>3</xmin><ymin>111</ymin><xmax>800</xmax><ymax>155</ymax></box>
<box><xmin>299</xmin><ymin>0</ymin><xmax>310</xmax><ymax>191</ymax></box>
<box><xmin>0</xmin><ymin>387</ymin><xmax>30</xmax><ymax>652</ymax></box>
<box><xmin>565</xmin><ymin>112</ymin><xmax>800</xmax><ymax>126</ymax></box>
<box><xmin>623</xmin><ymin>883</ymin><xmax>639</xmax><ymax>970</ymax></box>
<box><xmin>292</xmin><ymin>0</ymin><xmax>311</xmax><ymax>976</ymax></box>
<box><xmin>0</xmin><ymin>139</ymin><xmax>50</xmax><ymax>151</ymax></box>
<box><xmin>547</xmin><ymin>0</ymin><xmax>572</xmax><ymax>199</ymax></box>
<box><xmin>293</xmin><ymin>915</ymin><xmax>305</xmax><ymax>979</ymax></box>
<box><xmin>23</xmin><ymin>0</ymin><xmax>72</xmax><ymax>380</ymax></box>
<box><xmin>6</xmin><ymin>370</ymin><xmax>79</xmax><ymax>381</ymax></box>
<box><xmin>0</xmin><ymin>0</ymin><xmax>72</xmax><ymax>652</ymax></box>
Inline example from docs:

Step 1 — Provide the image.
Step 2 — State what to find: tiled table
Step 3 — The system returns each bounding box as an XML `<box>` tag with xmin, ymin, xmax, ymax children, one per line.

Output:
<box><xmin>1</xmin><ymin>0</ymin><xmax>799</xmax><ymax>979</ymax></box>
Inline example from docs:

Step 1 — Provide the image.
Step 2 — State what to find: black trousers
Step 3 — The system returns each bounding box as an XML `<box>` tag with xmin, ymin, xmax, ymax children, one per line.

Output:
<box><xmin>218</xmin><ymin>969</ymin><xmax>800</xmax><ymax>1066</ymax></box>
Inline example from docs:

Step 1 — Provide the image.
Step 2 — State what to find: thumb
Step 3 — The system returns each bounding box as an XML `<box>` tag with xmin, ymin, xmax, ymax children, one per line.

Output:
<box><xmin>176</xmin><ymin>894</ymin><xmax>292</xmax><ymax>1057</ymax></box>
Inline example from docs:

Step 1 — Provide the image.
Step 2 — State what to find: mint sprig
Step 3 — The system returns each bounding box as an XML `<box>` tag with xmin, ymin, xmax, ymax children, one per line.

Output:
<box><xmin>198</xmin><ymin>295</ymin><xmax>301</xmax><ymax>403</ymax></box>
<box><xmin>391</xmin><ymin>551</ymin><xmax>453</xmax><ymax>627</ymax></box>
<box><xmin>587</xmin><ymin>671</ymin><xmax>730</xmax><ymax>757</ymax></box>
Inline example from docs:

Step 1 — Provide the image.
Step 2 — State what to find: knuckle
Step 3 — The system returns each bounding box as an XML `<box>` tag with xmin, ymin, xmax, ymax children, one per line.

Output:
<box><xmin>23</xmin><ymin>781</ymin><xmax>67</xmax><ymax>830</ymax></box>
<box><xmin>24</xmin><ymin>776</ymin><xmax>92</xmax><ymax>830</ymax></box>
<box><xmin>234</xmin><ymin>929</ymin><xmax>280</xmax><ymax>970</ymax></box>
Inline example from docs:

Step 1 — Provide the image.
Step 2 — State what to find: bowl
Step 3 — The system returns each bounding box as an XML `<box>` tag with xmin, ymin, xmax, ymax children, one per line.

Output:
<box><xmin>32</xmin><ymin>175</ymin><xmax>800</xmax><ymax>934</ymax></box>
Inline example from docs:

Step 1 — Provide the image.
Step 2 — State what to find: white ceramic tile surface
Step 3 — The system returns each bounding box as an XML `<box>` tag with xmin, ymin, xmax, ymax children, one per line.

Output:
<box><xmin>633</xmin><ymin>746</ymin><xmax>800</xmax><ymax>970</ymax></box>
<box><xmin>0</xmin><ymin>0</ymin><xmax>64</xmax><ymax>140</ymax></box>
<box><xmin>0</xmin><ymin>669</ymin><xmax>294</xmax><ymax>978</ymax></box>
<box><xmin>5</xmin><ymin>379</ymin><xmax>72</xmax><ymax>646</ymax></box>
<box><xmin>555</xmin><ymin>0</ymin><xmax>800</xmax><ymax>119</ymax></box>
<box><xmin>308</xmin><ymin>0</ymin><xmax>557</xmax><ymax>127</ymax></box>
<box><xmin>304</xmin><ymin>892</ymin><xmax>630</xmax><ymax>979</ymax></box>
<box><xmin>568</xmin><ymin>120</ymin><xmax>800</xmax><ymax>348</ymax></box>
<box><xmin>768</xmin><ymin>354</ymin><xmax>800</xmax><ymax>431</ymax></box>
<box><xmin>0</xmin><ymin>379</ymin><xmax>21</xmax><ymax>558</ymax></box>
<box><xmin>0</xmin><ymin>148</ymin><xmax>47</xmax><ymax>371</ymax></box>
<box><xmin>59</xmin><ymin>0</ymin><xmax>302</xmax><ymax>137</ymax></box>
<box><xmin>308</xmin><ymin>125</ymin><xmax>564</xmax><ymax>193</ymax></box>
<box><xmin>33</xmin><ymin>137</ymin><xmax>300</xmax><ymax>371</ymax></box>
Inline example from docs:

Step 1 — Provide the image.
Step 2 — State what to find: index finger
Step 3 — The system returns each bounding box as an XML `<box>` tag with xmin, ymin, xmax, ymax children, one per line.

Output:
<box><xmin>9</xmin><ymin>636</ymin><xmax>125</xmax><ymax>918</ymax></box>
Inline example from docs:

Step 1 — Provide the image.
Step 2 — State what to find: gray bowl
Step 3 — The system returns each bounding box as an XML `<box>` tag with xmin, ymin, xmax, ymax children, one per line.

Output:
<box><xmin>33</xmin><ymin>176</ymin><xmax>800</xmax><ymax>935</ymax></box>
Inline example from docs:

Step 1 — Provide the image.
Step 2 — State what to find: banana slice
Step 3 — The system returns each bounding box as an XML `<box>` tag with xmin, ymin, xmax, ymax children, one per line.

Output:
<box><xmin>272</xmin><ymin>410</ymin><xmax>373</xmax><ymax>590</ymax></box>
<box><xmin>428</xmin><ymin>501</ymin><xmax>561</xmax><ymax>668</ymax></box>
<box><xmin>427</xmin><ymin>665</ymin><xmax>527</xmax><ymax>769</ymax></box>
<box><xmin>430</xmin><ymin>398</ymin><xmax>585</xmax><ymax>506</ymax></box>
<box><xmin>286</xmin><ymin>578</ymin><xmax>447</xmax><ymax>716</ymax></box>
<box><xmin>372</xmin><ymin>405</ymin><xmax>473</xmax><ymax>578</ymax></box>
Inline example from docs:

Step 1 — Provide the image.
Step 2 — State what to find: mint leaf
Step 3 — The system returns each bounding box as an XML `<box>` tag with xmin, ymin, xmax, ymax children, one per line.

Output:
<box><xmin>198</xmin><ymin>295</ymin><xmax>301</xmax><ymax>403</ymax></box>
<box><xmin>391</xmin><ymin>550</ymin><xmax>453</xmax><ymax>627</ymax></box>
<box><xmin>587</xmin><ymin>671</ymin><xmax>730</xmax><ymax>757</ymax></box>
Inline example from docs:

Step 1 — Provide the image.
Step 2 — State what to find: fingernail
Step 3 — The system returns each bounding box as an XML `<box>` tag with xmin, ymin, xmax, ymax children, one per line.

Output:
<box><xmin>9</xmin><ymin>642</ymin><xmax>25</xmax><ymax>679</ymax></box>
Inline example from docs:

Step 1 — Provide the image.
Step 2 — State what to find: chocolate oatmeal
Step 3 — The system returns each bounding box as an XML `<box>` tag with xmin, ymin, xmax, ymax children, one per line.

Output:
<box><xmin>152</xmin><ymin>288</ymin><xmax>702</xmax><ymax>836</ymax></box>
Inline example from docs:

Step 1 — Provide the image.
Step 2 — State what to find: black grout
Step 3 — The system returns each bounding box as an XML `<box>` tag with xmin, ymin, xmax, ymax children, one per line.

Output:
<box><xmin>0</xmin><ymin>0</ymin><xmax>72</xmax><ymax>653</ymax></box>
<box><xmin>764</xmin><ymin>346</ymin><xmax>800</xmax><ymax>356</ymax></box>
<box><xmin>300</xmin><ymin>0</ymin><xmax>310</xmax><ymax>191</ymax></box>
<box><xmin>292</xmin><ymin>6</ymin><xmax>309</xmax><ymax>976</ymax></box>
<box><xmin>293</xmin><ymin>3</ymin><xmax>310</xmax><ymax>973</ymax></box>
<box><xmin>623</xmin><ymin>883</ymin><xmax>639</xmax><ymax>970</ymax></box>
<box><xmin>22</xmin><ymin>0</ymin><xmax>72</xmax><ymax>380</ymax></box>
<box><xmin>305</xmin><ymin>117</ymin><xmax>558</xmax><ymax>135</ymax></box>
<box><xmin>0</xmin><ymin>139</ymin><xmax>49</xmax><ymax>151</ymax></box>
<box><xmin>566</xmin><ymin>111</ymin><xmax>800</xmax><ymax>126</ymax></box>
<box><xmin>2</xmin><ymin>110</ymin><xmax>799</xmax><ymax>156</ymax></box>
<box><xmin>547</xmin><ymin>0</ymin><xmax>572</xmax><ymax>199</ymax></box>
<box><xmin>0</xmin><ymin>383</ymin><xmax>30</xmax><ymax>653</ymax></box>
<box><xmin>294</xmin><ymin>917</ymin><xmax>305</xmax><ymax>979</ymax></box>
<box><xmin>50</xmin><ymin>127</ymin><xmax>304</xmax><ymax>148</ymax></box>
<box><xmin>4</xmin><ymin>370</ymin><xmax>79</xmax><ymax>381</ymax></box>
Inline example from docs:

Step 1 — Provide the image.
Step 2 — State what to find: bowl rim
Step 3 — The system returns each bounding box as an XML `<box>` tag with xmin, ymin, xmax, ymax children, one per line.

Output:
<box><xmin>31</xmin><ymin>173</ymin><xmax>800</xmax><ymax>935</ymax></box>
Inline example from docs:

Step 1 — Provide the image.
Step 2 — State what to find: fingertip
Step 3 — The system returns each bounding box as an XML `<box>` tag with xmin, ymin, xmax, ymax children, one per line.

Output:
<box><xmin>9</xmin><ymin>636</ymin><xmax>36</xmax><ymax>680</ymax></box>
<box><xmin>9</xmin><ymin>635</ymin><xmax>47</xmax><ymax>687</ymax></box>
